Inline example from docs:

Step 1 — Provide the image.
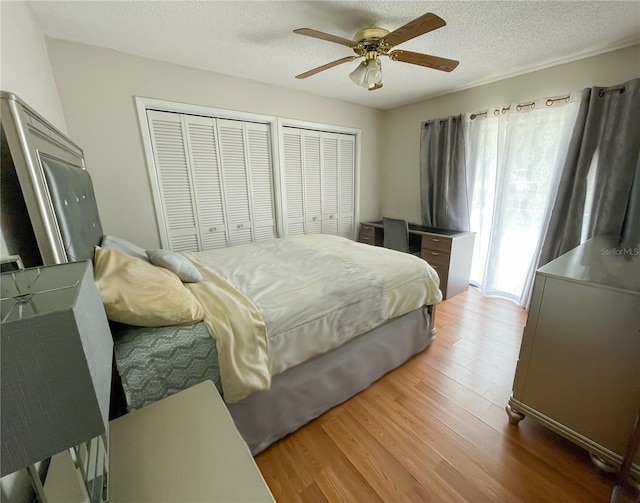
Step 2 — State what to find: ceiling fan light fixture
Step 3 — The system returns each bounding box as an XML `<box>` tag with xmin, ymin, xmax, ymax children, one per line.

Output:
<box><xmin>349</xmin><ymin>61</ymin><xmax>368</xmax><ymax>86</ymax></box>
<box><xmin>365</xmin><ymin>59</ymin><xmax>382</xmax><ymax>86</ymax></box>
<box><xmin>349</xmin><ymin>59</ymin><xmax>383</xmax><ymax>89</ymax></box>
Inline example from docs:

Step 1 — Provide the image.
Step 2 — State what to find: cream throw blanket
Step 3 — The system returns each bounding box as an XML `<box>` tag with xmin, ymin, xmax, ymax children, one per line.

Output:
<box><xmin>186</xmin><ymin>235</ymin><xmax>441</xmax><ymax>403</ymax></box>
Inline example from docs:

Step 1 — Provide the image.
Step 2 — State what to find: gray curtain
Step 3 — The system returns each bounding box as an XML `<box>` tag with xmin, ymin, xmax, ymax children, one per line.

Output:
<box><xmin>539</xmin><ymin>78</ymin><xmax>640</xmax><ymax>266</ymax></box>
<box><xmin>621</xmin><ymin>155</ymin><xmax>640</xmax><ymax>249</ymax></box>
<box><xmin>420</xmin><ymin>115</ymin><xmax>470</xmax><ymax>231</ymax></box>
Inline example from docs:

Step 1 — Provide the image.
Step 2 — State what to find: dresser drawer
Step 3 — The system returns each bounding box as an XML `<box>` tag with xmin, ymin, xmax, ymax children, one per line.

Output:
<box><xmin>421</xmin><ymin>235</ymin><xmax>452</xmax><ymax>254</ymax></box>
<box><xmin>421</xmin><ymin>249</ymin><xmax>450</xmax><ymax>270</ymax></box>
<box><xmin>430</xmin><ymin>264</ymin><xmax>449</xmax><ymax>296</ymax></box>
<box><xmin>359</xmin><ymin>235</ymin><xmax>376</xmax><ymax>246</ymax></box>
<box><xmin>359</xmin><ymin>224</ymin><xmax>376</xmax><ymax>239</ymax></box>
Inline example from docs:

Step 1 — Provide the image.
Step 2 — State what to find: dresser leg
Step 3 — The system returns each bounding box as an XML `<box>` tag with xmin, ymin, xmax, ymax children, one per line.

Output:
<box><xmin>427</xmin><ymin>304</ymin><xmax>437</xmax><ymax>338</ymax></box>
<box><xmin>589</xmin><ymin>452</ymin><xmax>618</xmax><ymax>473</ymax></box>
<box><xmin>506</xmin><ymin>404</ymin><xmax>525</xmax><ymax>425</ymax></box>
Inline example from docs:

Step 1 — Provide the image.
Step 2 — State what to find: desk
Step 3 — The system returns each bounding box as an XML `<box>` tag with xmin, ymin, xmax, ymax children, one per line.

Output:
<box><xmin>359</xmin><ymin>221</ymin><xmax>475</xmax><ymax>299</ymax></box>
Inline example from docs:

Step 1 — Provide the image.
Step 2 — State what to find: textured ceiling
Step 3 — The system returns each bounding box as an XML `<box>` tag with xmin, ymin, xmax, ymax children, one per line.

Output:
<box><xmin>27</xmin><ymin>1</ymin><xmax>640</xmax><ymax>110</ymax></box>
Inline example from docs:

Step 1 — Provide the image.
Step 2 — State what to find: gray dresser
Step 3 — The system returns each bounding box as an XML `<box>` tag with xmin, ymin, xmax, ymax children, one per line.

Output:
<box><xmin>507</xmin><ymin>235</ymin><xmax>640</xmax><ymax>476</ymax></box>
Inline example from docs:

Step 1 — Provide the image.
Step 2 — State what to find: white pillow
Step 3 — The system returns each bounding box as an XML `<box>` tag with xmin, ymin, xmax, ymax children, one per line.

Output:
<box><xmin>146</xmin><ymin>249</ymin><xmax>203</xmax><ymax>283</ymax></box>
<box><xmin>101</xmin><ymin>235</ymin><xmax>149</xmax><ymax>262</ymax></box>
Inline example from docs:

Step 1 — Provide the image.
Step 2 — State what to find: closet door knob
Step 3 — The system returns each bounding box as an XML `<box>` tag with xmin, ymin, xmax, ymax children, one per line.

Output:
<box><xmin>312</xmin><ymin>216</ymin><xmax>318</xmax><ymax>221</ymax></box>
<box><xmin>209</xmin><ymin>227</ymin><xmax>217</xmax><ymax>232</ymax></box>
<box><xmin>237</xmin><ymin>224</ymin><xmax>244</xmax><ymax>229</ymax></box>
<box><xmin>329</xmin><ymin>215</ymin><xmax>334</xmax><ymax>219</ymax></box>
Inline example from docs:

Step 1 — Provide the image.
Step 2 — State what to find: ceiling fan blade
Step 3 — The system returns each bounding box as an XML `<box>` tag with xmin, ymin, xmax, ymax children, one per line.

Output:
<box><xmin>382</xmin><ymin>13</ymin><xmax>446</xmax><ymax>47</ymax></box>
<box><xmin>368</xmin><ymin>83</ymin><xmax>383</xmax><ymax>91</ymax></box>
<box><xmin>389</xmin><ymin>50</ymin><xmax>459</xmax><ymax>72</ymax></box>
<box><xmin>295</xmin><ymin>56</ymin><xmax>358</xmax><ymax>79</ymax></box>
<box><xmin>293</xmin><ymin>28</ymin><xmax>357</xmax><ymax>47</ymax></box>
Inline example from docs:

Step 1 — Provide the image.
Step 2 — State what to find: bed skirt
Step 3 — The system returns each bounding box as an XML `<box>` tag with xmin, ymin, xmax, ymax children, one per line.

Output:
<box><xmin>227</xmin><ymin>305</ymin><xmax>434</xmax><ymax>454</ymax></box>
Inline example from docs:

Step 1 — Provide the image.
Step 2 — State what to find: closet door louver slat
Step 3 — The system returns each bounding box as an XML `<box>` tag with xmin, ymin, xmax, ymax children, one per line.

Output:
<box><xmin>282</xmin><ymin>129</ymin><xmax>305</xmax><ymax>236</ymax></box>
<box><xmin>147</xmin><ymin>110</ymin><xmax>200</xmax><ymax>251</ymax></box>
<box><xmin>184</xmin><ymin>116</ymin><xmax>229</xmax><ymax>250</ymax></box>
<box><xmin>303</xmin><ymin>131</ymin><xmax>322</xmax><ymax>235</ymax></box>
<box><xmin>217</xmin><ymin>119</ymin><xmax>253</xmax><ymax>245</ymax></box>
<box><xmin>322</xmin><ymin>133</ymin><xmax>339</xmax><ymax>235</ymax></box>
<box><xmin>338</xmin><ymin>135</ymin><xmax>355</xmax><ymax>239</ymax></box>
<box><xmin>246</xmin><ymin>123</ymin><xmax>276</xmax><ymax>242</ymax></box>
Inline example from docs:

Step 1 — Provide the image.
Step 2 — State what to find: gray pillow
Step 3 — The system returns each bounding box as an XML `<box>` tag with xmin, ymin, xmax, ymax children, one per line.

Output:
<box><xmin>101</xmin><ymin>235</ymin><xmax>149</xmax><ymax>262</ymax></box>
<box><xmin>145</xmin><ymin>249</ymin><xmax>203</xmax><ymax>283</ymax></box>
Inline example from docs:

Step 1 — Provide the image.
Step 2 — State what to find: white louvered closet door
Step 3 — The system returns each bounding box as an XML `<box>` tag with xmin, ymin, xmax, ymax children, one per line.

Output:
<box><xmin>245</xmin><ymin>123</ymin><xmax>276</xmax><ymax>242</ymax></box>
<box><xmin>147</xmin><ymin>110</ymin><xmax>200</xmax><ymax>251</ymax></box>
<box><xmin>282</xmin><ymin>128</ymin><xmax>305</xmax><ymax>236</ymax></box>
<box><xmin>321</xmin><ymin>133</ymin><xmax>339</xmax><ymax>235</ymax></box>
<box><xmin>280</xmin><ymin>126</ymin><xmax>356</xmax><ymax>238</ymax></box>
<box><xmin>303</xmin><ymin>130</ymin><xmax>322</xmax><ymax>234</ymax></box>
<box><xmin>217</xmin><ymin>119</ymin><xmax>253</xmax><ymax>245</ymax></box>
<box><xmin>147</xmin><ymin>111</ymin><xmax>277</xmax><ymax>251</ymax></box>
<box><xmin>338</xmin><ymin>134</ymin><xmax>356</xmax><ymax>239</ymax></box>
<box><xmin>183</xmin><ymin>115</ymin><xmax>229</xmax><ymax>249</ymax></box>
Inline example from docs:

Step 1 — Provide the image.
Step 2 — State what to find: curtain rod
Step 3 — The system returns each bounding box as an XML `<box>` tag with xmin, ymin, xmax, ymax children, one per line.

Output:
<box><xmin>598</xmin><ymin>85</ymin><xmax>625</xmax><ymax>97</ymax></box>
<box><xmin>470</xmin><ymin>94</ymin><xmax>572</xmax><ymax>120</ymax></box>
<box><xmin>516</xmin><ymin>101</ymin><xmax>535</xmax><ymax>111</ymax></box>
<box><xmin>470</xmin><ymin>109</ymin><xmax>501</xmax><ymax>120</ymax></box>
<box><xmin>460</xmin><ymin>83</ymin><xmax>626</xmax><ymax>121</ymax></box>
<box><xmin>546</xmin><ymin>96</ymin><xmax>570</xmax><ymax>106</ymax></box>
<box><xmin>424</xmin><ymin>117</ymin><xmax>460</xmax><ymax>126</ymax></box>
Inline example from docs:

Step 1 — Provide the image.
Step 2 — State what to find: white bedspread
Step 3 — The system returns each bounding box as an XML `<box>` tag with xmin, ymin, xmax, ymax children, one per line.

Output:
<box><xmin>186</xmin><ymin>234</ymin><xmax>441</xmax><ymax>403</ymax></box>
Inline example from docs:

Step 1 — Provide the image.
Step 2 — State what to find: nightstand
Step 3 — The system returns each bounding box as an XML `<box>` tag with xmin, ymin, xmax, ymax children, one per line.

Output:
<box><xmin>109</xmin><ymin>381</ymin><xmax>275</xmax><ymax>502</ymax></box>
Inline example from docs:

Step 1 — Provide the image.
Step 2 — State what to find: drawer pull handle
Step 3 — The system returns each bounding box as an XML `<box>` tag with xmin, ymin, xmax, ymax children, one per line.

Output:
<box><xmin>432</xmin><ymin>266</ymin><xmax>439</xmax><ymax>269</ymax></box>
<box><xmin>432</xmin><ymin>238</ymin><xmax>441</xmax><ymax>242</ymax></box>
<box><xmin>431</xmin><ymin>252</ymin><xmax>439</xmax><ymax>256</ymax></box>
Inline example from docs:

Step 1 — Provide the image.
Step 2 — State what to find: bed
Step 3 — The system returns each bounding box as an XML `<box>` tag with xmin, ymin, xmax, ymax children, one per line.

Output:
<box><xmin>1</xmin><ymin>91</ymin><xmax>442</xmax><ymax>454</ymax></box>
<box><xmin>106</xmin><ymin>233</ymin><xmax>441</xmax><ymax>453</ymax></box>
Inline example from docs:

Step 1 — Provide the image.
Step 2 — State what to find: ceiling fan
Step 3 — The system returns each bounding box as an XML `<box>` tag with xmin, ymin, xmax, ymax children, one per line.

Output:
<box><xmin>293</xmin><ymin>12</ymin><xmax>459</xmax><ymax>91</ymax></box>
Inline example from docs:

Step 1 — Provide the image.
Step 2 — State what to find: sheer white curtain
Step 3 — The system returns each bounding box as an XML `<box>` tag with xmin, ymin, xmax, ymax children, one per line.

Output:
<box><xmin>465</xmin><ymin>94</ymin><xmax>582</xmax><ymax>306</ymax></box>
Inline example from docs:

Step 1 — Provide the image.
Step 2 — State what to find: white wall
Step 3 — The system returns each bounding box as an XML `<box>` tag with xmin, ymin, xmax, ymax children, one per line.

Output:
<box><xmin>380</xmin><ymin>44</ymin><xmax>640</xmax><ymax>223</ymax></box>
<box><xmin>0</xmin><ymin>2</ymin><xmax>69</xmax><ymax>500</ymax></box>
<box><xmin>0</xmin><ymin>2</ymin><xmax>67</xmax><ymax>132</ymax></box>
<box><xmin>0</xmin><ymin>1</ymin><xmax>69</xmax><ymax>262</ymax></box>
<box><xmin>45</xmin><ymin>38</ymin><xmax>384</xmax><ymax>248</ymax></box>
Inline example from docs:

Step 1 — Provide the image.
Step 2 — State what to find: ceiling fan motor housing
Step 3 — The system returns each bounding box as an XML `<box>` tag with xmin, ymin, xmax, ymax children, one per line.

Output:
<box><xmin>352</xmin><ymin>27</ymin><xmax>390</xmax><ymax>43</ymax></box>
<box><xmin>352</xmin><ymin>28</ymin><xmax>390</xmax><ymax>60</ymax></box>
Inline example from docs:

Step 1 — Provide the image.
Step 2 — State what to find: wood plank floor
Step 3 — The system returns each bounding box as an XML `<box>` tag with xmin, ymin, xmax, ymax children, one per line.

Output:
<box><xmin>255</xmin><ymin>288</ymin><xmax>637</xmax><ymax>502</ymax></box>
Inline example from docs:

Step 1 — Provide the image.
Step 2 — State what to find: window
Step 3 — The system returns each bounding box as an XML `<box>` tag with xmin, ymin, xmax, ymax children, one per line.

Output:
<box><xmin>465</xmin><ymin>97</ymin><xmax>580</xmax><ymax>305</ymax></box>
